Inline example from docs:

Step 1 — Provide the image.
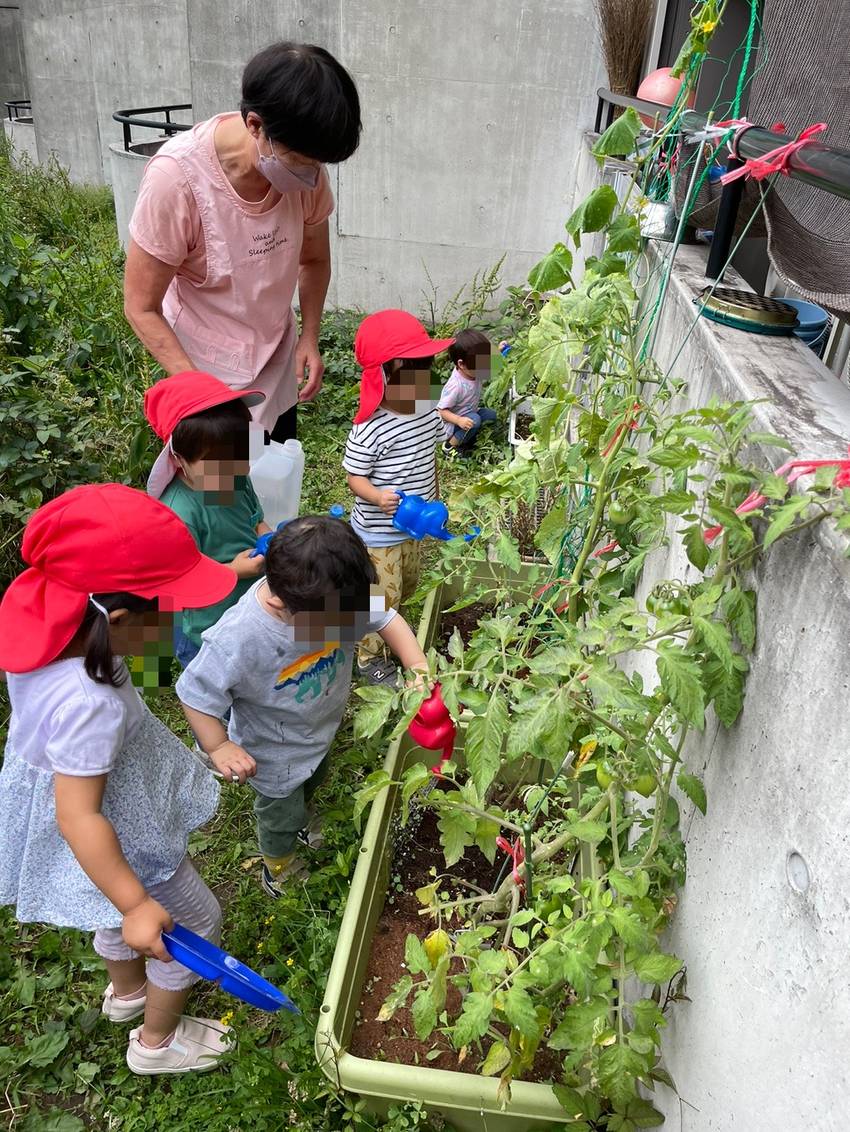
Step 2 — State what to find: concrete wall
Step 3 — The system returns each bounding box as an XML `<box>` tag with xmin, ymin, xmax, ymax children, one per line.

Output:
<box><xmin>636</xmin><ymin>244</ymin><xmax>850</xmax><ymax>1131</ymax></box>
<box><xmin>571</xmin><ymin>144</ymin><xmax>850</xmax><ymax>1124</ymax></box>
<box><xmin>0</xmin><ymin>5</ymin><xmax>28</xmax><ymax>106</ymax></box>
<box><xmin>3</xmin><ymin>117</ymin><xmax>38</xmax><ymax>163</ymax></box>
<box><xmin>187</xmin><ymin>0</ymin><xmax>606</xmax><ymax>310</ymax></box>
<box><xmin>19</xmin><ymin>0</ymin><xmax>190</xmax><ymax>183</ymax></box>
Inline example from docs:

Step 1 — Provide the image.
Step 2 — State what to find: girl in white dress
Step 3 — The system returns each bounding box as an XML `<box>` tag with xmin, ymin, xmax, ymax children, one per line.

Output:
<box><xmin>0</xmin><ymin>483</ymin><xmax>252</xmax><ymax>1075</ymax></box>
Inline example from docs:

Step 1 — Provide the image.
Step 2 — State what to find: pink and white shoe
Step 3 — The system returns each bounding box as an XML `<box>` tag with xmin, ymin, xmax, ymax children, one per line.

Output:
<box><xmin>126</xmin><ymin>1016</ymin><xmax>234</xmax><ymax>1075</ymax></box>
<box><xmin>101</xmin><ymin>981</ymin><xmax>146</xmax><ymax>1022</ymax></box>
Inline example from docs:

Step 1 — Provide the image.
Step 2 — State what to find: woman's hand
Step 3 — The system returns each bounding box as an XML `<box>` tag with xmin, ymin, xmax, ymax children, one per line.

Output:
<box><xmin>122</xmin><ymin>896</ymin><xmax>174</xmax><ymax>961</ymax></box>
<box><xmin>209</xmin><ymin>740</ymin><xmax>257</xmax><ymax>784</ymax></box>
<box><xmin>230</xmin><ymin>549</ymin><xmax>265</xmax><ymax>579</ymax></box>
<box><xmin>296</xmin><ymin>335</ymin><xmax>325</xmax><ymax>402</ymax></box>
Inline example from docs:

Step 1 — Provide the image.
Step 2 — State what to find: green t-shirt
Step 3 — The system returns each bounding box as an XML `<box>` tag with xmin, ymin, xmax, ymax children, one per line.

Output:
<box><xmin>160</xmin><ymin>476</ymin><xmax>264</xmax><ymax>645</ymax></box>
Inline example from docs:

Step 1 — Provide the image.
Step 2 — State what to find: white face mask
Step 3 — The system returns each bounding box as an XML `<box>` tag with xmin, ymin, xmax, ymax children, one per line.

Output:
<box><xmin>254</xmin><ymin>134</ymin><xmax>319</xmax><ymax>193</ymax></box>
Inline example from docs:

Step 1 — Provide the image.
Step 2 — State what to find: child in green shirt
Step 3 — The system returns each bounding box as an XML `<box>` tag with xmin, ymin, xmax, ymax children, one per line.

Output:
<box><xmin>145</xmin><ymin>371</ymin><xmax>271</xmax><ymax>667</ymax></box>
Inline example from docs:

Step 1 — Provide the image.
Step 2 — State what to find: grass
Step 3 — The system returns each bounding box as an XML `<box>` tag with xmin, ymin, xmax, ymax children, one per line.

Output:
<box><xmin>0</xmin><ymin>298</ymin><xmax>512</xmax><ymax>1129</ymax></box>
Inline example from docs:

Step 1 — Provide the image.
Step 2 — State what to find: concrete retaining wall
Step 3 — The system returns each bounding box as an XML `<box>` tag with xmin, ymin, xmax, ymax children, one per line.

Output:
<box><xmin>574</xmin><ymin>145</ymin><xmax>850</xmax><ymax>1127</ymax></box>
<box><xmin>187</xmin><ymin>0</ymin><xmax>606</xmax><ymax>310</ymax></box>
<box><xmin>19</xmin><ymin>0</ymin><xmax>190</xmax><ymax>184</ymax></box>
<box><xmin>0</xmin><ymin>6</ymin><xmax>28</xmax><ymax>107</ymax></box>
<box><xmin>3</xmin><ymin>118</ymin><xmax>38</xmax><ymax>165</ymax></box>
<box><xmin>637</xmin><ymin>244</ymin><xmax>850</xmax><ymax>1132</ymax></box>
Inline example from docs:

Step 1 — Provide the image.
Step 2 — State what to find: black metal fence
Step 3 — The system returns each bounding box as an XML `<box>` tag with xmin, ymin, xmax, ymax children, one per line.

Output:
<box><xmin>112</xmin><ymin>104</ymin><xmax>192</xmax><ymax>153</ymax></box>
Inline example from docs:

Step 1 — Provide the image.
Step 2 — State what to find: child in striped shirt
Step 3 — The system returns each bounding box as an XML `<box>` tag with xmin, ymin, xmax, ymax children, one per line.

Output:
<box><xmin>343</xmin><ymin>310</ymin><xmax>454</xmax><ymax>686</ymax></box>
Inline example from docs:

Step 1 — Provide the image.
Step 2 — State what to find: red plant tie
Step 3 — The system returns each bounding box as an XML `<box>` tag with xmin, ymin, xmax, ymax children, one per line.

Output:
<box><xmin>720</xmin><ymin>123</ymin><xmax>828</xmax><ymax>185</ymax></box>
<box><xmin>496</xmin><ymin>836</ymin><xmax>526</xmax><ymax>888</ymax></box>
<box><xmin>601</xmin><ymin>403</ymin><xmax>641</xmax><ymax>457</ymax></box>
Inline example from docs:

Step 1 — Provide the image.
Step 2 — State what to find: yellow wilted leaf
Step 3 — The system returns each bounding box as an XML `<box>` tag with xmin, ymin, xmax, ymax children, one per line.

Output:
<box><xmin>415</xmin><ymin>882</ymin><xmax>440</xmax><ymax>908</ymax></box>
<box><xmin>576</xmin><ymin>739</ymin><xmax>598</xmax><ymax>770</ymax></box>
<box><xmin>423</xmin><ymin>928</ymin><xmax>451</xmax><ymax>968</ymax></box>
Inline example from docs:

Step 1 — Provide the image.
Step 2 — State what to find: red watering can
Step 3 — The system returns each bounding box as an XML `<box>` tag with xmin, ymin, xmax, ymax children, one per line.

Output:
<box><xmin>407</xmin><ymin>684</ymin><xmax>456</xmax><ymax>772</ymax></box>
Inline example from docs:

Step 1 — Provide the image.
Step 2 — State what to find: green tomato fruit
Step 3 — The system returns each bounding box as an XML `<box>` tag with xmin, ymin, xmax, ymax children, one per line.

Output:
<box><xmin>632</xmin><ymin>773</ymin><xmax>656</xmax><ymax>798</ymax></box>
<box><xmin>596</xmin><ymin>763</ymin><xmax>614</xmax><ymax>790</ymax></box>
<box><xmin>608</xmin><ymin>501</ymin><xmax>635</xmax><ymax>525</ymax></box>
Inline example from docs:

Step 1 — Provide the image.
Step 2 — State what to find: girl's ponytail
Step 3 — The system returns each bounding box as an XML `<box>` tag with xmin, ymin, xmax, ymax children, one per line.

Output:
<box><xmin>81</xmin><ymin>593</ymin><xmax>158</xmax><ymax>686</ymax></box>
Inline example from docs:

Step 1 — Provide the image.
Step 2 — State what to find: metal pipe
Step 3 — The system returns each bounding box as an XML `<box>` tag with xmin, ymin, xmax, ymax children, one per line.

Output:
<box><xmin>705</xmin><ymin>155</ymin><xmax>745</xmax><ymax>281</ymax></box>
<box><xmin>596</xmin><ymin>88</ymin><xmax>850</xmax><ymax>202</ymax></box>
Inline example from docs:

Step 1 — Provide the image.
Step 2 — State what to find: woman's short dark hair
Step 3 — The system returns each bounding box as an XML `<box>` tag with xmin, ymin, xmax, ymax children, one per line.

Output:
<box><xmin>171</xmin><ymin>400</ymin><xmax>251</xmax><ymax>464</ymax></box>
<box><xmin>241</xmin><ymin>42</ymin><xmax>361</xmax><ymax>164</ymax></box>
<box><xmin>448</xmin><ymin>329</ymin><xmax>491</xmax><ymax>368</ymax></box>
<box><xmin>81</xmin><ymin>593</ymin><xmax>158</xmax><ymax>686</ymax></box>
<box><xmin>265</xmin><ymin>515</ymin><xmax>378</xmax><ymax>614</ymax></box>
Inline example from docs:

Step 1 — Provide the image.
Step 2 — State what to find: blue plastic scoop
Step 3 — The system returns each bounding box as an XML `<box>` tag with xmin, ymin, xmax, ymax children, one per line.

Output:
<box><xmin>162</xmin><ymin>923</ymin><xmax>299</xmax><ymax>1014</ymax></box>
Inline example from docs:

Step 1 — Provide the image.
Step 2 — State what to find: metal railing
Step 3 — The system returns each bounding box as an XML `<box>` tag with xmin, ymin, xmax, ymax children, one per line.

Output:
<box><xmin>112</xmin><ymin>103</ymin><xmax>192</xmax><ymax>153</ymax></box>
<box><xmin>5</xmin><ymin>100</ymin><xmax>32</xmax><ymax>122</ymax></box>
<box><xmin>594</xmin><ymin>88</ymin><xmax>850</xmax><ymax>281</ymax></box>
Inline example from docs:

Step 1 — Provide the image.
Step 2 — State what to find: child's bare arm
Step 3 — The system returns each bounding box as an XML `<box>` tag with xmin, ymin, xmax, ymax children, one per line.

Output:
<box><xmin>256</xmin><ymin>520</ymin><xmax>273</xmax><ymax>535</ymax></box>
<box><xmin>438</xmin><ymin>407</ymin><xmax>474</xmax><ymax>430</ymax></box>
<box><xmin>347</xmin><ymin>473</ymin><xmax>400</xmax><ymax>515</ymax></box>
<box><xmin>54</xmin><ymin>773</ymin><xmax>173</xmax><ymax>960</ymax></box>
<box><xmin>379</xmin><ymin>614</ymin><xmax>427</xmax><ymax>676</ymax></box>
<box><xmin>181</xmin><ymin>704</ymin><xmax>257</xmax><ymax>783</ymax></box>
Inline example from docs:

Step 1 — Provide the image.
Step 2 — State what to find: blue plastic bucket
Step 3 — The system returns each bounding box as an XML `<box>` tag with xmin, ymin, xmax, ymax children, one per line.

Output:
<box><xmin>779</xmin><ymin>297</ymin><xmax>829</xmax><ymax>356</ymax></box>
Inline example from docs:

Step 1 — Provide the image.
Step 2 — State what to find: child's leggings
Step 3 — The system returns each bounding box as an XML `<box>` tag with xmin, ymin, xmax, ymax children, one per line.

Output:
<box><xmin>93</xmin><ymin>856</ymin><xmax>221</xmax><ymax>992</ymax></box>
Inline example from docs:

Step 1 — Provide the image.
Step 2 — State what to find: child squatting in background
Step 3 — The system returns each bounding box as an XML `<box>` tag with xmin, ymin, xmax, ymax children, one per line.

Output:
<box><xmin>144</xmin><ymin>370</ymin><xmax>272</xmax><ymax>668</ymax></box>
<box><xmin>176</xmin><ymin>515</ymin><xmax>427</xmax><ymax>897</ymax></box>
<box><xmin>0</xmin><ymin>485</ymin><xmax>239</xmax><ymax>1075</ymax></box>
<box><xmin>343</xmin><ymin>309</ymin><xmax>454</xmax><ymax>687</ymax></box>
<box><xmin>437</xmin><ymin>328</ymin><xmax>498</xmax><ymax>456</ymax></box>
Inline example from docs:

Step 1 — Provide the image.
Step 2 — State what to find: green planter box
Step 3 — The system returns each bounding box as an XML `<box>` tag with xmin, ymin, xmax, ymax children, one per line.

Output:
<box><xmin>315</xmin><ymin>573</ymin><xmax>571</xmax><ymax>1131</ymax></box>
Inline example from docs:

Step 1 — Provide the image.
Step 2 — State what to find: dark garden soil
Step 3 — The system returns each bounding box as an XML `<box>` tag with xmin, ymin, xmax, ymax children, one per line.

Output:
<box><xmin>348</xmin><ymin>801</ymin><xmax>564</xmax><ymax>1084</ymax></box>
<box><xmin>436</xmin><ymin>601</ymin><xmax>495</xmax><ymax>651</ymax></box>
<box><xmin>514</xmin><ymin>412</ymin><xmax>533</xmax><ymax>440</ymax></box>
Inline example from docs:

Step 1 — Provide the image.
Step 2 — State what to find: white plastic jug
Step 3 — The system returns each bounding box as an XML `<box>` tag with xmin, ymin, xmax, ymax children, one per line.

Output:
<box><xmin>249</xmin><ymin>438</ymin><xmax>304</xmax><ymax>528</ymax></box>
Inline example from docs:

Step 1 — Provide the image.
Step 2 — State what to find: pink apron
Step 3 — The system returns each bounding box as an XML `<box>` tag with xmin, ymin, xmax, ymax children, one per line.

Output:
<box><xmin>149</xmin><ymin>114</ymin><xmax>312</xmax><ymax>432</ymax></box>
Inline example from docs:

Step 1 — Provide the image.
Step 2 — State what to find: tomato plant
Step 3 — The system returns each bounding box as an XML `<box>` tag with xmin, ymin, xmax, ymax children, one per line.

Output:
<box><xmin>354</xmin><ymin>81</ymin><xmax>850</xmax><ymax>1129</ymax></box>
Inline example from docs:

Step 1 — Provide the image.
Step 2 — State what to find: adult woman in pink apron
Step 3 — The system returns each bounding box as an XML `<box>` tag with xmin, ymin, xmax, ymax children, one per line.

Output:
<box><xmin>124</xmin><ymin>42</ymin><xmax>361</xmax><ymax>442</ymax></box>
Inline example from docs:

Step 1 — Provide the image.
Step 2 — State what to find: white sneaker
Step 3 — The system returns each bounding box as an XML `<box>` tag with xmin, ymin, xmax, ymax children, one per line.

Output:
<box><xmin>102</xmin><ymin>981</ymin><xmax>146</xmax><ymax>1022</ymax></box>
<box><xmin>126</xmin><ymin>1015</ymin><xmax>234</xmax><ymax>1076</ymax></box>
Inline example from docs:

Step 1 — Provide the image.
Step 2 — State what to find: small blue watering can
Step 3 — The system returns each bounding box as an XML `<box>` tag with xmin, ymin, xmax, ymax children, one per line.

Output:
<box><xmin>391</xmin><ymin>491</ymin><xmax>479</xmax><ymax>543</ymax></box>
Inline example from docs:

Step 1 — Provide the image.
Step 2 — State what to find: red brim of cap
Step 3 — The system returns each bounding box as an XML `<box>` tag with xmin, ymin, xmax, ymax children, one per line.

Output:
<box><xmin>133</xmin><ymin>551</ymin><xmax>238</xmax><ymax>613</ymax></box>
<box><xmin>0</xmin><ymin>554</ymin><xmax>237</xmax><ymax>674</ymax></box>
<box><xmin>0</xmin><ymin>569</ymin><xmax>89</xmax><ymax>674</ymax></box>
<box><xmin>353</xmin><ymin>336</ymin><xmax>455</xmax><ymax>424</ymax></box>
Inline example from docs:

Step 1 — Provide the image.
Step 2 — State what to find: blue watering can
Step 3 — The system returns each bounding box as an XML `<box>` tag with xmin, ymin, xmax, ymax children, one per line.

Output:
<box><xmin>391</xmin><ymin>491</ymin><xmax>479</xmax><ymax>543</ymax></box>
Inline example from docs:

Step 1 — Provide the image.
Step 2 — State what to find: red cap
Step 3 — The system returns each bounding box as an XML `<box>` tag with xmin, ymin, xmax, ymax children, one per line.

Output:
<box><xmin>353</xmin><ymin>311</ymin><xmax>454</xmax><ymax>424</ymax></box>
<box><xmin>144</xmin><ymin>371</ymin><xmax>265</xmax><ymax>498</ymax></box>
<box><xmin>0</xmin><ymin>484</ymin><xmax>238</xmax><ymax>674</ymax></box>
<box><xmin>144</xmin><ymin>370</ymin><xmax>265</xmax><ymax>442</ymax></box>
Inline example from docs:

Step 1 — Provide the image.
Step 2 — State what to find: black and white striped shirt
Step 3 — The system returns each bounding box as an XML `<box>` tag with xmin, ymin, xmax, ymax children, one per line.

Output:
<box><xmin>343</xmin><ymin>407</ymin><xmax>440</xmax><ymax>545</ymax></box>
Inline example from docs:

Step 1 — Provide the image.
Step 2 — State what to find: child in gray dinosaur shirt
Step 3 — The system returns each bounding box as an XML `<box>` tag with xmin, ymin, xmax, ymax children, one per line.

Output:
<box><xmin>176</xmin><ymin>515</ymin><xmax>427</xmax><ymax>897</ymax></box>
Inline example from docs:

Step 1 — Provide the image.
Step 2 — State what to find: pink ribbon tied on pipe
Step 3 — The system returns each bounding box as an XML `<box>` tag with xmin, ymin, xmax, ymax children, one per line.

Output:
<box><xmin>406</xmin><ymin>683</ymin><xmax>457</xmax><ymax>776</ymax></box>
<box><xmin>704</xmin><ymin>449</ymin><xmax>850</xmax><ymax>543</ymax></box>
<box><xmin>496</xmin><ymin>836</ymin><xmax>526</xmax><ymax>888</ymax></box>
<box><xmin>720</xmin><ymin>122</ymin><xmax>828</xmax><ymax>185</ymax></box>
